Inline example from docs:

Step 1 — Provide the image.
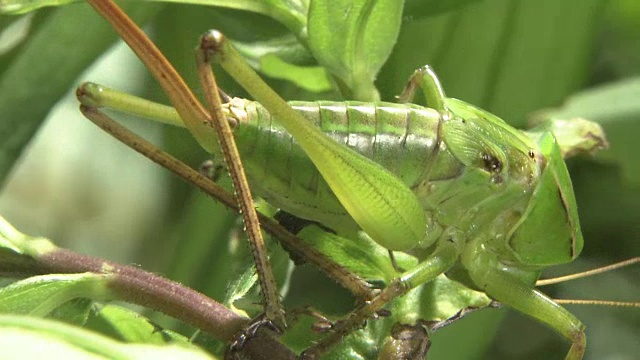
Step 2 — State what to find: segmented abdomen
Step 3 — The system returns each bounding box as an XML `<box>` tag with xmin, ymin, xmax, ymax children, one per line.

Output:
<box><xmin>228</xmin><ymin>100</ymin><xmax>460</xmax><ymax>232</ymax></box>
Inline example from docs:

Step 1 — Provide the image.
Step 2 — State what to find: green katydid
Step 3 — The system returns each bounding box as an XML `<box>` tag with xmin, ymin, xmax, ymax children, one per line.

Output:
<box><xmin>64</xmin><ymin>0</ymin><xmax>638</xmax><ymax>359</ymax></box>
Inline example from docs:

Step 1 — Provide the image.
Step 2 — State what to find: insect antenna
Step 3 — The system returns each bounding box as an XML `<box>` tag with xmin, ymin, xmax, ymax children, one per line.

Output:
<box><xmin>537</xmin><ymin>257</ymin><xmax>639</xmax><ymax>286</ymax></box>
<box><xmin>552</xmin><ymin>299</ymin><xmax>639</xmax><ymax>308</ymax></box>
<box><xmin>537</xmin><ymin>257</ymin><xmax>639</xmax><ymax>308</ymax></box>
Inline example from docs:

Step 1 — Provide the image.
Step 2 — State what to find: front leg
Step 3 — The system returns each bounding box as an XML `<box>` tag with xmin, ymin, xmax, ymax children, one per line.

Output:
<box><xmin>467</xmin><ymin>253</ymin><xmax>586</xmax><ymax>360</ymax></box>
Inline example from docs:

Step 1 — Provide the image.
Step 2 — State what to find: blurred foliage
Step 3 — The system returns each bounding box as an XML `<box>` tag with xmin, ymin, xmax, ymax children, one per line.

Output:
<box><xmin>0</xmin><ymin>0</ymin><xmax>638</xmax><ymax>359</ymax></box>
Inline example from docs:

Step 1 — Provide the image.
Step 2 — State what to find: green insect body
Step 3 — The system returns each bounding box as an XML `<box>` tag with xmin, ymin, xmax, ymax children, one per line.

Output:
<box><xmin>223</xmin><ymin>96</ymin><xmax>582</xmax><ymax>267</ymax></box>
<box><xmin>76</xmin><ymin>73</ymin><xmax>592</xmax><ymax>357</ymax></box>
<box><xmin>220</xmin><ymin>93</ymin><xmax>587</xmax><ymax>351</ymax></box>
<box><xmin>71</xmin><ymin>4</ymin><xmax>598</xmax><ymax>352</ymax></box>
<box><xmin>225</xmin><ymin>98</ymin><xmax>442</xmax><ymax>250</ymax></box>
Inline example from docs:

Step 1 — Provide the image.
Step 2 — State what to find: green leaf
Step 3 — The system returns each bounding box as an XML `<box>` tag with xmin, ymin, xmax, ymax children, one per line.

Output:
<box><xmin>232</xmin><ymin>35</ymin><xmax>331</xmax><ymax>92</ymax></box>
<box><xmin>297</xmin><ymin>225</ymin><xmax>417</xmax><ymax>283</ymax></box>
<box><xmin>0</xmin><ymin>2</ymin><xmax>162</xmax><ymax>187</ymax></box>
<box><xmin>162</xmin><ymin>191</ymin><xmax>238</xmax><ymax>301</ymax></box>
<box><xmin>224</xmin><ymin>241</ymin><xmax>293</xmax><ymax>320</ymax></box>
<box><xmin>154</xmin><ymin>0</ymin><xmax>309</xmax><ymax>37</ymax></box>
<box><xmin>234</xmin><ymin>35</ymin><xmax>316</xmax><ymax>68</ymax></box>
<box><xmin>224</xmin><ymin>263</ymin><xmax>259</xmax><ymax>318</ymax></box>
<box><xmin>308</xmin><ymin>0</ymin><xmax>404</xmax><ymax>100</ymax></box>
<box><xmin>0</xmin><ymin>0</ymin><xmax>308</xmax><ymax>40</ymax></box>
<box><xmin>0</xmin><ymin>0</ymin><xmax>72</xmax><ymax>14</ymax></box>
<box><xmin>404</xmin><ymin>0</ymin><xmax>482</xmax><ymax>18</ymax></box>
<box><xmin>379</xmin><ymin>0</ymin><xmax>606</xmax><ymax>125</ymax></box>
<box><xmin>47</xmin><ymin>298</ymin><xmax>94</xmax><ymax>326</ymax></box>
<box><xmin>411</xmin><ymin>275</ymin><xmax>491</xmax><ymax>322</ymax></box>
<box><xmin>539</xmin><ymin>77</ymin><xmax>640</xmax><ymax>185</ymax></box>
<box><xmin>0</xmin><ymin>215</ymin><xmax>57</xmax><ymax>256</ymax></box>
<box><xmin>0</xmin><ymin>12</ymin><xmax>32</xmax><ymax>59</ymax></box>
<box><xmin>86</xmin><ymin>304</ymin><xmax>190</xmax><ymax>345</ymax></box>
<box><xmin>526</xmin><ymin>117</ymin><xmax>608</xmax><ymax>159</ymax></box>
<box><xmin>301</xmin><ymin>275</ymin><xmax>492</xmax><ymax>359</ymax></box>
<box><xmin>0</xmin><ymin>273</ymin><xmax>111</xmax><ymax>316</ymax></box>
<box><xmin>260</xmin><ymin>55</ymin><xmax>332</xmax><ymax>93</ymax></box>
<box><xmin>0</xmin><ymin>314</ymin><xmax>215</xmax><ymax>359</ymax></box>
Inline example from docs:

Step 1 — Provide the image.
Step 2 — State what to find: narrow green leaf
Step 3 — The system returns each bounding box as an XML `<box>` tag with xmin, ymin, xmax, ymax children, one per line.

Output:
<box><xmin>0</xmin><ymin>273</ymin><xmax>111</xmax><ymax>316</ymax></box>
<box><xmin>298</xmin><ymin>225</ymin><xmax>417</xmax><ymax>283</ymax></box>
<box><xmin>308</xmin><ymin>0</ymin><xmax>404</xmax><ymax>100</ymax></box>
<box><xmin>0</xmin><ymin>215</ymin><xmax>57</xmax><ymax>256</ymax></box>
<box><xmin>0</xmin><ymin>0</ymin><xmax>308</xmax><ymax>40</ymax></box>
<box><xmin>86</xmin><ymin>304</ymin><xmax>190</xmax><ymax>345</ymax></box>
<box><xmin>233</xmin><ymin>35</ymin><xmax>332</xmax><ymax>92</ymax></box>
<box><xmin>0</xmin><ymin>314</ymin><xmax>214</xmax><ymax>359</ymax></box>
<box><xmin>413</xmin><ymin>275</ymin><xmax>491</xmax><ymax>322</ymax></box>
<box><xmin>224</xmin><ymin>264</ymin><xmax>260</xmax><ymax>318</ymax></box>
<box><xmin>0</xmin><ymin>3</ymin><xmax>162</xmax><ymax>186</ymax></box>
<box><xmin>537</xmin><ymin>77</ymin><xmax>640</xmax><ymax>184</ymax></box>
<box><xmin>233</xmin><ymin>35</ymin><xmax>316</xmax><ymax>68</ymax></box>
<box><xmin>0</xmin><ymin>13</ymin><xmax>31</xmax><ymax>56</ymax></box>
<box><xmin>404</xmin><ymin>0</ymin><xmax>482</xmax><ymax>18</ymax></box>
<box><xmin>223</xmin><ymin>241</ymin><xmax>293</xmax><ymax>320</ymax></box>
<box><xmin>379</xmin><ymin>0</ymin><xmax>605</xmax><ymax>125</ymax></box>
<box><xmin>153</xmin><ymin>0</ymin><xmax>309</xmax><ymax>37</ymax></box>
<box><xmin>0</xmin><ymin>0</ymin><xmax>74</xmax><ymax>14</ymax></box>
<box><xmin>526</xmin><ymin>117</ymin><xmax>608</xmax><ymax>159</ymax></box>
<box><xmin>260</xmin><ymin>55</ymin><xmax>331</xmax><ymax>92</ymax></box>
<box><xmin>48</xmin><ymin>298</ymin><xmax>93</xmax><ymax>326</ymax></box>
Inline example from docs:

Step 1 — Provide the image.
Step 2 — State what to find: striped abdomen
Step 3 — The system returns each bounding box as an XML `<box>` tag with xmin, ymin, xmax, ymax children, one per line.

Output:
<box><xmin>224</xmin><ymin>99</ymin><xmax>462</xmax><ymax>233</ymax></box>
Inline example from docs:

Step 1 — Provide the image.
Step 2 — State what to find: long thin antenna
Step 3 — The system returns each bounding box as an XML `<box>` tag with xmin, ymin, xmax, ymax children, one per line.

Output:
<box><xmin>537</xmin><ymin>257</ymin><xmax>639</xmax><ymax>286</ymax></box>
<box><xmin>552</xmin><ymin>299</ymin><xmax>639</xmax><ymax>308</ymax></box>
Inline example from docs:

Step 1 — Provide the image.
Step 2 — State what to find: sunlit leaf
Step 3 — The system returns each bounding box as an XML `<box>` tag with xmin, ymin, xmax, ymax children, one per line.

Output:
<box><xmin>0</xmin><ymin>273</ymin><xmax>110</xmax><ymax>316</ymax></box>
<box><xmin>308</xmin><ymin>0</ymin><xmax>404</xmax><ymax>100</ymax></box>
<box><xmin>86</xmin><ymin>304</ymin><xmax>190</xmax><ymax>345</ymax></box>
<box><xmin>0</xmin><ymin>314</ymin><xmax>214</xmax><ymax>359</ymax></box>
<box><xmin>538</xmin><ymin>77</ymin><xmax>640</xmax><ymax>184</ymax></box>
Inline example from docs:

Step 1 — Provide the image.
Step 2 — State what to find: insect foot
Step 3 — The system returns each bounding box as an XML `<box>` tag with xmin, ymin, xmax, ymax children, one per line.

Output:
<box><xmin>227</xmin><ymin>315</ymin><xmax>285</xmax><ymax>356</ymax></box>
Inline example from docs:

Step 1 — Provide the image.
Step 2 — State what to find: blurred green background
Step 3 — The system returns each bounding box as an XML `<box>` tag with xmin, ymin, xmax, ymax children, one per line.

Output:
<box><xmin>0</xmin><ymin>0</ymin><xmax>638</xmax><ymax>359</ymax></box>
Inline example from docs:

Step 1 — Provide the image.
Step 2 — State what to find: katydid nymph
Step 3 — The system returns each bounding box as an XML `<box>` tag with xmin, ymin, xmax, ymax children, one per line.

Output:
<box><xmin>68</xmin><ymin>1</ymin><xmax>638</xmax><ymax>359</ymax></box>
